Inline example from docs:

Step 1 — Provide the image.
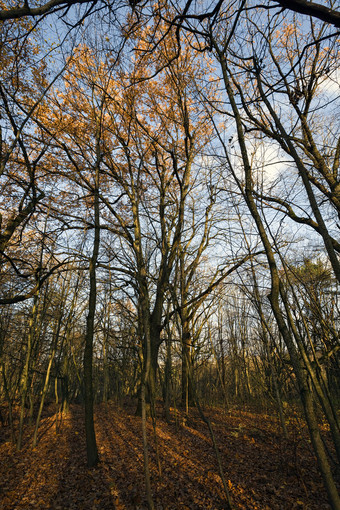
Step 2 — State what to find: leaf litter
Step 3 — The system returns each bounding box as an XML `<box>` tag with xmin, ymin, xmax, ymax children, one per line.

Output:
<box><xmin>0</xmin><ymin>402</ymin><xmax>334</xmax><ymax>509</ymax></box>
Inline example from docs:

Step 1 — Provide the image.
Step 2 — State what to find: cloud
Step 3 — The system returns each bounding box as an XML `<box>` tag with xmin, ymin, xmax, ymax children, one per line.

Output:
<box><xmin>250</xmin><ymin>140</ymin><xmax>295</xmax><ymax>188</ymax></box>
<box><xmin>318</xmin><ymin>69</ymin><xmax>340</xmax><ymax>97</ymax></box>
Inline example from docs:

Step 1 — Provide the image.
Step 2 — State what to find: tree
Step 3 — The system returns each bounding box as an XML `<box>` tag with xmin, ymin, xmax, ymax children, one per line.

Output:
<box><xmin>38</xmin><ymin>45</ymin><xmax>113</xmax><ymax>466</ymax></box>
<box><xmin>0</xmin><ymin>12</ymin><xmax>73</xmax><ymax>306</ymax></box>
<box><xmin>223</xmin><ymin>13</ymin><xmax>340</xmax><ymax>281</ymax></box>
<box><xmin>203</xmin><ymin>11</ymin><xmax>340</xmax><ymax>506</ymax></box>
<box><xmin>99</xmin><ymin>22</ymin><xmax>216</xmax><ymax>410</ymax></box>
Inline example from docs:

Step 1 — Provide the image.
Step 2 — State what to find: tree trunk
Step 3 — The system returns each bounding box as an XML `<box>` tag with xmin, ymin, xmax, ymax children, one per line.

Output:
<box><xmin>181</xmin><ymin>323</ymin><xmax>194</xmax><ymax>412</ymax></box>
<box><xmin>33</xmin><ymin>345</ymin><xmax>55</xmax><ymax>447</ymax></box>
<box><xmin>84</xmin><ymin>227</ymin><xmax>99</xmax><ymax>467</ymax></box>
<box><xmin>17</xmin><ymin>293</ymin><xmax>39</xmax><ymax>451</ymax></box>
<box><xmin>83</xmin><ymin>164</ymin><xmax>100</xmax><ymax>467</ymax></box>
<box><xmin>164</xmin><ymin>334</ymin><xmax>172</xmax><ymax>423</ymax></box>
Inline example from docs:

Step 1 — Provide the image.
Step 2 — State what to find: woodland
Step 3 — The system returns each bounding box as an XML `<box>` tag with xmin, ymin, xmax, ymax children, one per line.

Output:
<box><xmin>0</xmin><ymin>0</ymin><xmax>340</xmax><ymax>508</ymax></box>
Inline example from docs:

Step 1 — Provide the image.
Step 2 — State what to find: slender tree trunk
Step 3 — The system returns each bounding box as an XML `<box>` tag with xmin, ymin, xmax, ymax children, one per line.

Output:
<box><xmin>140</xmin><ymin>296</ymin><xmax>155</xmax><ymax>510</ymax></box>
<box><xmin>181</xmin><ymin>321</ymin><xmax>193</xmax><ymax>412</ymax></box>
<box><xmin>84</xmin><ymin>196</ymin><xmax>100</xmax><ymax>467</ymax></box>
<box><xmin>55</xmin><ymin>377</ymin><xmax>61</xmax><ymax>433</ymax></box>
<box><xmin>32</xmin><ymin>345</ymin><xmax>55</xmax><ymax>447</ymax></box>
<box><xmin>0</xmin><ymin>318</ymin><xmax>15</xmax><ymax>442</ymax></box>
<box><xmin>1</xmin><ymin>362</ymin><xmax>16</xmax><ymax>443</ymax></box>
<box><xmin>17</xmin><ymin>293</ymin><xmax>39</xmax><ymax>451</ymax></box>
<box><xmin>218</xmin><ymin>313</ymin><xmax>227</xmax><ymax>402</ymax></box>
<box><xmin>262</xmin><ymin>327</ymin><xmax>288</xmax><ymax>438</ymax></box>
<box><xmin>208</xmin><ymin>325</ymin><xmax>229</xmax><ymax>409</ymax></box>
<box><xmin>164</xmin><ymin>334</ymin><xmax>172</xmax><ymax>423</ymax></box>
<box><xmin>33</xmin><ymin>308</ymin><xmax>62</xmax><ymax>447</ymax></box>
<box><xmin>102</xmin><ymin>337</ymin><xmax>109</xmax><ymax>403</ymax></box>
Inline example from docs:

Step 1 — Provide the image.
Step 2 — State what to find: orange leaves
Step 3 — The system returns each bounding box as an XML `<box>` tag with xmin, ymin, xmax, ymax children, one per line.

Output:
<box><xmin>0</xmin><ymin>403</ymin><xmax>332</xmax><ymax>509</ymax></box>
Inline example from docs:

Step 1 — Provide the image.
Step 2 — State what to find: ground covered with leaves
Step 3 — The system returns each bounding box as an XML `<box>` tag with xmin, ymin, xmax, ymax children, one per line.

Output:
<box><xmin>0</xmin><ymin>402</ymin><xmax>335</xmax><ymax>509</ymax></box>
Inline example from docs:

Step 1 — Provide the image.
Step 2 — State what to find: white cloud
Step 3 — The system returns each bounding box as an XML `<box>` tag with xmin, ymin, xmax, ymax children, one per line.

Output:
<box><xmin>318</xmin><ymin>69</ymin><xmax>340</xmax><ymax>97</ymax></box>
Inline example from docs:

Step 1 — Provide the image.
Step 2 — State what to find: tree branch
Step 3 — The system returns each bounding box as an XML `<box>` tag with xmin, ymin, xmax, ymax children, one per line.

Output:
<box><xmin>0</xmin><ymin>0</ymin><xmax>96</xmax><ymax>20</ymax></box>
<box><xmin>274</xmin><ymin>0</ymin><xmax>340</xmax><ymax>28</ymax></box>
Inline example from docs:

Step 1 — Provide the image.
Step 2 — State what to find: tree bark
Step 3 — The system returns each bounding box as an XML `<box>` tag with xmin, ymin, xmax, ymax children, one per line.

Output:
<box><xmin>83</xmin><ymin>142</ymin><xmax>101</xmax><ymax>467</ymax></box>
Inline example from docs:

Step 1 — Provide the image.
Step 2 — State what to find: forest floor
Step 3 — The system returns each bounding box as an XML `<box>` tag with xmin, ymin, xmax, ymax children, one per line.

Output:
<box><xmin>0</xmin><ymin>401</ymin><xmax>336</xmax><ymax>509</ymax></box>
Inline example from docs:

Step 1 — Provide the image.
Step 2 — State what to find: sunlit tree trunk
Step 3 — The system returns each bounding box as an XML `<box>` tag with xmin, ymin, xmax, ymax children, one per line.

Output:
<box><xmin>32</xmin><ymin>302</ymin><xmax>63</xmax><ymax>447</ymax></box>
<box><xmin>83</xmin><ymin>121</ymin><xmax>102</xmax><ymax>468</ymax></box>
<box><xmin>17</xmin><ymin>292</ymin><xmax>39</xmax><ymax>450</ymax></box>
